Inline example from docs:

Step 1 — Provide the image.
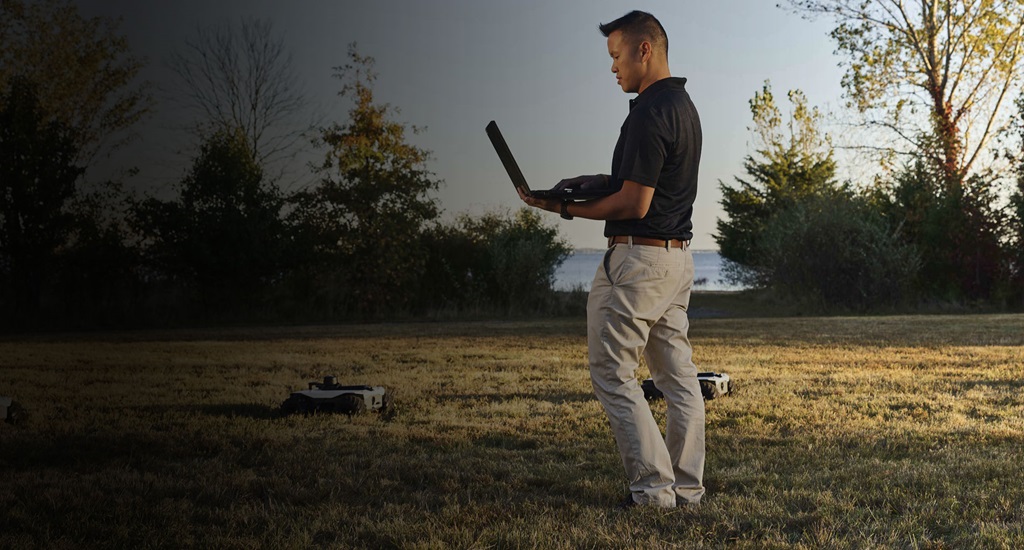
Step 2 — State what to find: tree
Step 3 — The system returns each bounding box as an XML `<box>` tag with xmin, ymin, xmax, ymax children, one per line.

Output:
<box><xmin>289</xmin><ymin>44</ymin><xmax>442</xmax><ymax>317</ymax></box>
<box><xmin>0</xmin><ymin>0</ymin><xmax>150</xmax><ymax>164</ymax></box>
<box><xmin>869</xmin><ymin>159</ymin><xmax>1004</xmax><ymax>301</ymax></box>
<box><xmin>134</xmin><ymin>128</ymin><xmax>288</xmax><ymax>315</ymax></box>
<box><xmin>418</xmin><ymin>209</ymin><xmax>570</xmax><ymax>314</ymax></box>
<box><xmin>55</xmin><ymin>180</ymin><xmax>141</xmax><ymax>326</ymax></box>
<box><xmin>759</xmin><ymin>190</ymin><xmax>920</xmax><ymax>311</ymax></box>
<box><xmin>0</xmin><ymin>0</ymin><xmax>149</xmax><ymax>326</ymax></box>
<box><xmin>416</xmin><ymin>213</ymin><xmax>506</xmax><ymax>312</ymax></box>
<box><xmin>169</xmin><ymin>17</ymin><xmax>313</xmax><ymax>170</ymax></box>
<box><xmin>785</xmin><ymin>0</ymin><xmax>1024</xmax><ymax>186</ymax></box>
<box><xmin>1006</xmin><ymin>93</ymin><xmax>1024</xmax><ymax>304</ymax></box>
<box><xmin>0</xmin><ymin>77</ymin><xmax>82</xmax><ymax>320</ymax></box>
<box><xmin>716</xmin><ymin>81</ymin><xmax>836</xmax><ymax>277</ymax></box>
<box><xmin>486</xmin><ymin>209</ymin><xmax>571</xmax><ymax>313</ymax></box>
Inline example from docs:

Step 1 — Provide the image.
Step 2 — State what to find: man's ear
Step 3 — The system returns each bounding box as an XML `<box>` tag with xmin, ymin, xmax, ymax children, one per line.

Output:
<box><xmin>639</xmin><ymin>41</ymin><xmax>652</xmax><ymax>63</ymax></box>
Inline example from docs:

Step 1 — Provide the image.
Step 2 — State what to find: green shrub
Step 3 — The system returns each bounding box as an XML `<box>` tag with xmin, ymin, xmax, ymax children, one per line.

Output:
<box><xmin>418</xmin><ymin>208</ymin><xmax>570</xmax><ymax>315</ymax></box>
<box><xmin>871</xmin><ymin>162</ymin><xmax>1005</xmax><ymax>303</ymax></box>
<box><xmin>757</xmin><ymin>192</ymin><xmax>921</xmax><ymax>311</ymax></box>
<box><xmin>1005</xmin><ymin>94</ymin><xmax>1024</xmax><ymax>307</ymax></box>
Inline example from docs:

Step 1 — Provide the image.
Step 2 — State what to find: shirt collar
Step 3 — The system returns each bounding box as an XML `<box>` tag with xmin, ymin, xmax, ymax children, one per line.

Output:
<box><xmin>629</xmin><ymin>76</ymin><xmax>687</xmax><ymax>110</ymax></box>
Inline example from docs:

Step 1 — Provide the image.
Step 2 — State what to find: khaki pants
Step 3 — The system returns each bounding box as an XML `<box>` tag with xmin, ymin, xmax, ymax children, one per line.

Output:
<box><xmin>587</xmin><ymin>242</ymin><xmax>706</xmax><ymax>507</ymax></box>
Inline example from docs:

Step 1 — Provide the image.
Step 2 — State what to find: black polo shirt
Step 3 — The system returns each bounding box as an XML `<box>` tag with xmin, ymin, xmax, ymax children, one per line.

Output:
<box><xmin>605</xmin><ymin>77</ymin><xmax>701</xmax><ymax>241</ymax></box>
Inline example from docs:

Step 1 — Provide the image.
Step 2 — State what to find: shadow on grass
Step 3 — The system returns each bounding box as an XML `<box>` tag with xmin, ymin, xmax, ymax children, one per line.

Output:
<box><xmin>450</xmin><ymin>391</ymin><xmax>593</xmax><ymax>405</ymax></box>
<box><xmin>0</xmin><ymin>317</ymin><xmax>590</xmax><ymax>343</ymax></box>
<box><xmin>199</xmin><ymin>403</ymin><xmax>280</xmax><ymax>419</ymax></box>
<box><xmin>0</xmin><ymin>429</ymin><xmax>218</xmax><ymax>471</ymax></box>
<box><xmin>958</xmin><ymin>378</ymin><xmax>1024</xmax><ymax>391</ymax></box>
<box><xmin>475</xmin><ymin>432</ymin><xmax>546</xmax><ymax>450</ymax></box>
<box><xmin>127</xmin><ymin>403</ymin><xmax>282</xmax><ymax>420</ymax></box>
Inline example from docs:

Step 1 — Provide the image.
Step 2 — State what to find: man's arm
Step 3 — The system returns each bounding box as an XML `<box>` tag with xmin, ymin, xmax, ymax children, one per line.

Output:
<box><xmin>519</xmin><ymin>179</ymin><xmax>654</xmax><ymax>221</ymax></box>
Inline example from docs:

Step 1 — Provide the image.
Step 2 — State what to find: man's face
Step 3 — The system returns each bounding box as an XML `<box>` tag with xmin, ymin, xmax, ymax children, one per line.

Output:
<box><xmin>606</xmin><ymin>30</ymin><xmax>643</xmax><ymax>93</ymax></box>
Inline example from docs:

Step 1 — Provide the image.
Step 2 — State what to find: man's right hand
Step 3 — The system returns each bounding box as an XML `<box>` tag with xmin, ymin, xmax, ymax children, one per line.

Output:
<box><xmin>551</xmin><ymin>174</ymin><xmax>610</xmax><ymax>192</ymax></box>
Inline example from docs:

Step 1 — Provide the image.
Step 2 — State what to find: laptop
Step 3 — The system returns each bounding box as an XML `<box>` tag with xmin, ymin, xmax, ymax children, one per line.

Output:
<box><xmin>485</xmin><ymin>120</ymin><xmax>617</xmax><ymax>200</ymax></box>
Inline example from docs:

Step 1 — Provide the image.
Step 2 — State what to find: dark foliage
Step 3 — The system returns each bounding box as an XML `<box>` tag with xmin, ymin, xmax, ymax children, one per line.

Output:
<box><xmin>53</xmin><ymin>182</ymin><xmax>142</xmax><ymax>326</ymax></box>
<box><xmin>284</xmin><ymin>45</ymin><xmax>442</xmax><ymax>318</ymax></box>
<box><xmin>717</xmin><ymin>151</ymin><xmax>837</xmax><ymax>269</ymax></box>
<box><xmin>133</xmin><ymin>128</ymin><xmax>289</xmax><ymax>317</ymax></box>
<box><xmin>717</xmin><ymin>83</ymin><xmax>837</xmax><ymax>276</ymax></box>
<box><xmin>758</xmin><ymin>191</ymin><xmax>920</xmax><ymax>311</ymax></box>
<box><xmin>417</xmin><ymin>209</ymin><xmax>571</xmax><ymax>315</ymax></box>
<box><xmin>0</xmin><ymin>33</ymin><xmax>575</xmax><ymax>329</ymax></box>
<box><xmin>871</xmin><ymin>161</ymin><xmax>1005</xmax><ymax>303</ymax></box>
<box><xmin>0</xmin><ymin>78</ymin><xmax>82</xmax><ymax>324</ymax></box>
<box><xmin>1006</xmin><ymin>94</ymin><xmax>1024</xmax><ymax>306</ymax></box>
<box><xmin>0</xmin><ymin>0</ymin><xmax>150</xmax><ymax>164</ymax></box>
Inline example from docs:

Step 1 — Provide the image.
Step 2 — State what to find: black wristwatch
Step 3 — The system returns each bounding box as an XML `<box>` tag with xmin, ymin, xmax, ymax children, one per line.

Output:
<box><xmin>560</xmin><ymin>199</ymin><xmax>573</xmax><ymax>220</ymax></box>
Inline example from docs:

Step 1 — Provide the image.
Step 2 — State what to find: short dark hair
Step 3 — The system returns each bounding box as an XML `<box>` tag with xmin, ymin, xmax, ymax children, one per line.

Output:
<box><xmin>599</xmin><ymin>10</ymin><xmax>668</xmax><ymax>56</ymax></box>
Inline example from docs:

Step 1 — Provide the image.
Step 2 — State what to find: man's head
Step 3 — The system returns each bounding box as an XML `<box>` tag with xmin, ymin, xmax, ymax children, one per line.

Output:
<box><xmin>599</xmin><ymin>11</ymin><xmax>670</xmax><ymax>94</ymax></box>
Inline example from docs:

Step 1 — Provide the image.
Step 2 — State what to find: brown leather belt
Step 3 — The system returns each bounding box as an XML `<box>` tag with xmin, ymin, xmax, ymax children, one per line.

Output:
<box><xmin>608</xmin><ymin>236</ymin><xmax>689</xmax><ymax>248</ymax></box>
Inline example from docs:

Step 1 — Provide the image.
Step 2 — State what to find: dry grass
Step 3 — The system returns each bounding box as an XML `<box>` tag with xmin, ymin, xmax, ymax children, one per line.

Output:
<box><xmin>1</xmin><ymin>314</ymin><xmax>1023</xmax><ymax>548</ymax></box>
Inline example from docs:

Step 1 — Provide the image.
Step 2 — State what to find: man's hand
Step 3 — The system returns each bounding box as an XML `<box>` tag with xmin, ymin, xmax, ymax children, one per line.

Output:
<box><xmin>552</xmin><ymin>174</ymin><xmax>610</xmax><ymax>192</ymax></box>
<box><xmin>517</xmin><ymin>186</ymin><xmax>560</xmax><ymax>213</ymax></box>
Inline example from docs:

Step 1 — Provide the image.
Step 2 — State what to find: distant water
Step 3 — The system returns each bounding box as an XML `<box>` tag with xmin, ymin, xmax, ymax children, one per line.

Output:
<box><xmin>553</xmin><ymin>249</ymin><xmax>745</xmax><ymax>292</ymax></box>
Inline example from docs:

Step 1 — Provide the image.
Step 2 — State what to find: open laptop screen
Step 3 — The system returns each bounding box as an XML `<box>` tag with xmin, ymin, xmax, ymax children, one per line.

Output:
<box><xmin>485</xmin><ymin>120</ymin><xmax>617</xmax><ymax>200</ymax></box>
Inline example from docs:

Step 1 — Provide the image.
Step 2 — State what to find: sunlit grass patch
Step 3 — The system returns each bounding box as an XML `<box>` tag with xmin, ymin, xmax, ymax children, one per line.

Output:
<box><xmin>1</xmin><ymin>314</ymin><xmax>1022</xmax><ymax>547</ymax></box>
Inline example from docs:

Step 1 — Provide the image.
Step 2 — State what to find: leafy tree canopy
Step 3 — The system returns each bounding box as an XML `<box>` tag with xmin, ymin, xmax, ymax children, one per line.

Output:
<box><xmin>291</xmin><ymin>43</ymin><xmax>442</xmax><ymax>316</ymax></box>
<box><xmin>716</xmin><ymin>81</ymin><xmax>836</xmax><ymax>268</ymax></box>
<box><xmin>0</xmin><ymin>77</ymin><xmax>82</xmax><ymax>316</ymax></box>
<box><xmin>0</xmin><ymin>0</ymin><xmax>150</xmax><ymax>164</ymax></box>
<box><xmin>133</xmin><ymin>127</ymin><xmax>287</xmax><ymax>312</ymax></box>
<box><xmin>785</xmin><ymin>0</ymin><xmax>1024</xmax><ymax>183</ymax></box>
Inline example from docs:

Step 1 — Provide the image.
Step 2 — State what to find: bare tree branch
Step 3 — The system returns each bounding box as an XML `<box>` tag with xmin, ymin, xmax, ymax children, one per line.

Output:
<box><xmin>964</xmin><ymin>31</ymin><xmax>1022</xmax><ymax>172</ymax></box>
<box><xmin>168</xmin><ymin>17</ymin><xmax>316</xmax><ymax>175</ymax></box>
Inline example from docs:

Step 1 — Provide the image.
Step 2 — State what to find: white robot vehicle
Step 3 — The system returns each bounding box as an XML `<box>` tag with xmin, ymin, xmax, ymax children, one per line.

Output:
<box><xmin>642</xmin><ymin>372</ymin><xmax>732</xmax><ymax>401</ymax></box>
<box><xmin>280</xmin><ymin>376</ymin><xmax>391</xmax><ymax>416</ymax></box>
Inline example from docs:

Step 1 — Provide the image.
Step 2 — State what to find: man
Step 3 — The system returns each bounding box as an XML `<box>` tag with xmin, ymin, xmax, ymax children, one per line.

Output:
<box><xmin>518</xmin><ymin>10</ymin><xmax>704</xmax><ymax>509</ymax></box>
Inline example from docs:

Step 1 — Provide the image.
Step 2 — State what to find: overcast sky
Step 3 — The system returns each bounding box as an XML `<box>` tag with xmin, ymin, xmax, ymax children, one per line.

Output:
<box><xmin>76</xmin><ymin>0</ymin><xmax>845</xmax><ymax>250</ymax></box>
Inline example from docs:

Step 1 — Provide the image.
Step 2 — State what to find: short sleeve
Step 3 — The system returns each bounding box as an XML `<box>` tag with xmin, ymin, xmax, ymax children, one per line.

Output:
<box><xmin>616</xmin><ymin>105</ymin><xmax>671</xmax><ymax>188</ymax></box>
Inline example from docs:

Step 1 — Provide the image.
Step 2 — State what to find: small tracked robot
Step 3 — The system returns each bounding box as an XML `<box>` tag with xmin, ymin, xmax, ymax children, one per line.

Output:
<box><xmin>642</xmin><ymin>372</ymin><xmax>732</xmax><ymax>401</ymax></box>
<box><xmin>280</xmin><ymin>376</ymin><xmax>391</xmax><ymax>416</ymax></box>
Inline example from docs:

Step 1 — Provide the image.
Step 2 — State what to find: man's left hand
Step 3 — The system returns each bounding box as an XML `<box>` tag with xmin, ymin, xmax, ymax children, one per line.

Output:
<box><xmin>517</xmin><ymin>187</ymin><xmax>560</xmax><ymax>213</ymax></box>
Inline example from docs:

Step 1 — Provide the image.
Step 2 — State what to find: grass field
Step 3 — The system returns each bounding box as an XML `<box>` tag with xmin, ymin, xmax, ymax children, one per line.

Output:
<box><xmin>1</xmin><ymin>310</ymin><xmax>1023</xmax><ymax>548</ymax></box>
